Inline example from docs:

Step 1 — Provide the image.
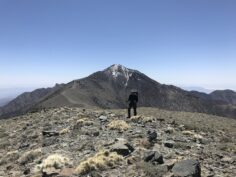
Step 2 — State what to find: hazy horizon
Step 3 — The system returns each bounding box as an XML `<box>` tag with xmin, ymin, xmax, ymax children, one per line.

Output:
<box><xmin>0</xmin><ymin>64</ymin><xmax>234</xmax><ymax>101</ymax></box>
<box><xmin>1</xmin><ymin>1</ymin><xmax>236</xmax><ymax>91</ymax></box>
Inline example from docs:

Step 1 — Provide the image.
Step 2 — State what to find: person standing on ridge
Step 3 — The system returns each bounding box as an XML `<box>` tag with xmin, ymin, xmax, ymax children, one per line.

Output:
<box><xmin>127</xmin><ymin>90</ymin><xmax>138</xmax><ymax>118</ymax></box>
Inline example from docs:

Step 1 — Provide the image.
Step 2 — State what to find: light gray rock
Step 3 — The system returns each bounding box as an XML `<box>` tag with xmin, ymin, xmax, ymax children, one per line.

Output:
<box><xmin>99</xmin><ymin>115</ymin><xmax>108</xmax><ymax>122</ymax></box>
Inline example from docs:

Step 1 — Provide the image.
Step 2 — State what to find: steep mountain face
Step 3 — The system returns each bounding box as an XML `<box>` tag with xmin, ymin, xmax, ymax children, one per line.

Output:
<box><xmin>0</xmin><ymin>64</ymin><xmax>235</xmax><ymax>119</ymax></box>
<box><xmin>210</xmin><ymin>90</ymin><xmax>236</xmax><ymax>105</ymax></box>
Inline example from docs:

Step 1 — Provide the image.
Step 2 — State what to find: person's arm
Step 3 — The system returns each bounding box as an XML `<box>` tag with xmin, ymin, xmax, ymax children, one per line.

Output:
<box><xmin>128</xmin><ymin>95</ymin><xmax>131</xmax><ymax>102</ymax></box>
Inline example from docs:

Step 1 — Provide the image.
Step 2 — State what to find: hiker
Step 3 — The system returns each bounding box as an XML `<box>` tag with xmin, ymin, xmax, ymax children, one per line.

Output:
<box><xmin>127</xmin><ymin>90</ymin><xmax>138</xmax><ymax>118</ymax></box>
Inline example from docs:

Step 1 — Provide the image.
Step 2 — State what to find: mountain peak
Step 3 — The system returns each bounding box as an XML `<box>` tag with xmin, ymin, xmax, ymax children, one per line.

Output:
<box><xmin>105</xmin><ymin>64</ymin><xmax>132</xmax><ymax>77</ymax></box>
<box><xmin>104</xmin><ymin>64</ymin><xmax>134</xmax><ymax>86</ymax></box>
<box><xmin>107</xmin><ymin>64</ymin><xmax>128</xmax><ymax>71</ymax></box>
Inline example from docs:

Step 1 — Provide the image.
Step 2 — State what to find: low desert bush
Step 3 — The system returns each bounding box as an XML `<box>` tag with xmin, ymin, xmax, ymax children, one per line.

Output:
<box><xmin>0</xmin><ymin>150</ymin><xmax>19</xmax><ymax>165</ymax></box>
<box><xmin>19</xmin><ymin>148</ymin><xmax>42</xmax><ymax>165</ymax></box>
<box><xmin>60</xmin><ymin>127</ymin><xmax>70</xmax><ymax>135</ymax></box>
<box><xmin>35</xmin><ymin>154</ymin><xmax>72</xmax><ymax>172</ymax></box>
<box><xmin>76</xmin><ymin>118</ymin><xmax>93</xmax><ymax>126</ymax></box>
<box><xmin>107</xmin><ymin>120</ymin><xmax>130</xmax><ymax>131</ymax></box>
<box><xmin>75</xmin><ymin>150</ymin><xmax>123</xmax><ymax>175</ymax></box>
<box><xmin>131</xmin><ymin>115</ymin><xmax>155</xmax><ymax>123</ymax></box>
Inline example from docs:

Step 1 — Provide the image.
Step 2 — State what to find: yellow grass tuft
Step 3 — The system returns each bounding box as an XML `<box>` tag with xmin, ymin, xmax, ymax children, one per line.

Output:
<box><xmin>131</xmin><ymin>115</ymin><xmax>155</xmax><ymax>123</ymax></box>
<box><xmin>0</xmin><ymin>150</ymin><xmax>19</xmax><ymax>165</ymax></box>
<box><xmin>60</xmin><ymin>127</ymin><xmax>70</xmax><ymax>135</ymax></box>
<box><xmin>182</xmin><ymin>130</ymin><xmax>195</xmax><ymax>136</ymax></box>
<box><xmin>40</xmin><ymin>154</ymin><xmax>71</xmax><ymax>170</ymax></box>
<box><xmin>107</xmin><ymin>120</ymin><xmax>130</xmax><ymax>131</ymax></box>
<box><xmin>19</xmin><ymin>148</ymin><xmax>42</xmax><ymax>165</ymax></box>
<box><xmin>75</xmin><ymin>151</ymin><xmax>123</xmax><ymax>175</ymax></box>
<box><xmin>76</xmin><ymin>118</ymin><xmax>94</xmax><ymax>126</ymax></box>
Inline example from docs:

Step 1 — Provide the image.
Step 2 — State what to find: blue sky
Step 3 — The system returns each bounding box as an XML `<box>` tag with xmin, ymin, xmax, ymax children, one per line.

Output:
<box><xmin>0</xmin><ymin>0</ymin><xmax>235</xmax><ymax>91</ymax></box>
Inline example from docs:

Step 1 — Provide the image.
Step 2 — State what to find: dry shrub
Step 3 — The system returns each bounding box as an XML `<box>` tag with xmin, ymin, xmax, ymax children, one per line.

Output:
<box><xmin>75</xmin><ymin>151</ymin><xmax>123</xmax><ymax>175</ymax></box>
<box><xmin>107</xmin><ymin>120</ymin><xmax>130</xmax><ymax>131</ymax></box>
<box><xmin>131</xmin><ymin>115</ymin><xmax>155</xmax><ymax>123</ymax></box>
<box><xmin>19</xmin><ymin>148</ymin><xmax>42</xmax><ymax>165</ymax></box>
<box><xmin>35</xmin><ymin>154</ymin><xmax>71</xmax><ymax>172</ymax></box>
<box><xmin>76</xmin><ymin>118</ymin><xmax>93</xmax><ymax>126</ymax></box>
<box><xmin>0</xmin><ymin>150</ymin><xmax>19</xmax><ymax>165</ymax></box>
<box><xmin>60</xmin><ymin>127</ymin><xmax>70</xmax><ymax>135</ymax></box>
<box><xmin>182</xmin><ymin>130</ymin><xmax>195</xmax><ymax>136</ymax></box>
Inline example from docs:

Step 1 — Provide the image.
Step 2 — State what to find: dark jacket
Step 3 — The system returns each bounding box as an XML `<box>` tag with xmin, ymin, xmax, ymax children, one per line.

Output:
<box><xmin>128</xmin><ymin>93</ymin><xmax>138</xmax><ymax>104</ymax></box>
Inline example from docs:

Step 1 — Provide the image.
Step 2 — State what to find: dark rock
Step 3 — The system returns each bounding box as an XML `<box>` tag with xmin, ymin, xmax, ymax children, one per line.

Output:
<box><xmin>156</xmin><ymin>118</ymin><xmax>165</xmax><ymax>122</ymax></box>
<box><xmin>164</xmin><ymin>141</ymin><xmax>175</xmax><ymax>148</ymax></box>
<box><xmin>147</xmin><ymin>130</ymin><xmax>157</xmax><ymax>142</ymax></box>
<box><xmin>23</xmin><ymin>168</ymin><xmax>30</xmax><ymax>175</ymax></box>
<box><xmin>42</xmin><ymin>137</ymin><xmax>59</xmax><ymax>147</ymax></box>
<box><xmin>174</xmin><ymin>142</ymin><xmax>191</xmax><ymax>150</ymax></box>
<box><xmin>93</xmin><ymin>131</ymin><xmax>100</xmax><ymax>137</ymax></box>
<box><xmin>200</xmin><ymin>138</ymin><xmax>210</xmax><ymax>145</ymax></box>
<box><xmin>42</xmin><ymin>172</ymin><xmax>58</xmax><ymax>177</ymax></box>
<box><xmin>143</xmin><ymin>151</ymin><xmax>164</xmax><ymax>164</ymax></box>
<box><xmin>172</xmin><ymin>159</ymin><xmax>201</xmax><ymax>177</ymax></box>
<box><xmin>19</xmin><ymin>143</ymin><xmax>30</xmax><ymax>149</ymax></box>
<box><xmin>111</xmin><ymin>142</ymin><xmax>134</xmax><ymax>156</ymax></box>
<box><xmin>42</xmin><ymin>131</ymin><xmax>59</xmax><ymax>137</ymax></box>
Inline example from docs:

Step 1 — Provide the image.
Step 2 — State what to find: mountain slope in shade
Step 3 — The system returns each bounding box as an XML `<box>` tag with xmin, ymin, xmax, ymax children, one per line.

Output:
<box><xmin>210</xmin><ymin>90</ymin><xmax>236</xmax><ymax>105</ymax></box>
<box><xmin>0</xmin><ymin>64</ymin><xmax>236</xmax><ymax>119</ymax></box>
<box><xmin>0</xmin><ymin>97</ymin><xmax>13</xmax><ymax>107</ymax></box>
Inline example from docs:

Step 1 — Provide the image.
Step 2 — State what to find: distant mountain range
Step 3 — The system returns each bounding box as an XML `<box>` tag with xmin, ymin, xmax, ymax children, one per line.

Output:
<box><xmin>0</xmin><ymin>97</ymin><xmax>12</xmax><ymax>107</ymax></box>
<box><xmin>182</xmin><ymin>86</ymin><xmax>213</xmax><ymax>94</ymax></box>
<box><xmin>0</xmin><ymin>64</ymin><xmax>236</xmax><ymax>119</ymax></box>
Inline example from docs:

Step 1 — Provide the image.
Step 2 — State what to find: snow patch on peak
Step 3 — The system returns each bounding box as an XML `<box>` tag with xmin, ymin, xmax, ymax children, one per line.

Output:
<box><xmin>106</xmin><ymin>64</ymin><xmax>133</xmax><ymax>86</ymax></box>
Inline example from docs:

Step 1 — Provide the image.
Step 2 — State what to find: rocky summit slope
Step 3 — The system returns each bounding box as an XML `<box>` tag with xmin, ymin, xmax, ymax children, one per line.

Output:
<box><xmin>0</xmin><ymin>107</ymin><xmax>235</xmax><ymax>177</ymax></box>
<box><xmin>1</xmin><ymin>64</ymin><xmax>236</xmax><ymax>119</ymax></box>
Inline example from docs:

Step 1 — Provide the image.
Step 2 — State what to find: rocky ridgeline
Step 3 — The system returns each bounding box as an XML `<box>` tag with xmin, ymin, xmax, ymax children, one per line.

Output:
<box><xmin>0</xmin><ymin>107</ymin><xmax>235</xmax><ymax>177</ymax></box>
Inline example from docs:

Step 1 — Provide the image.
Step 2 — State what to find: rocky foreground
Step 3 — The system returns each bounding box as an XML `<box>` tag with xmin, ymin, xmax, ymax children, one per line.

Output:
<box><xmin>0</xmin><ymin>107</ymin><xmax>235</xmax><ymax>177</ymax></box>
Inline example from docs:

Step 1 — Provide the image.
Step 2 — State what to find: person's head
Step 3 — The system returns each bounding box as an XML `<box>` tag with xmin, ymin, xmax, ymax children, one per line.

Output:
<box><xmin>130</xmin><ymin>89</ymin><xmax>138</xmax><ymax>95</ymax></box>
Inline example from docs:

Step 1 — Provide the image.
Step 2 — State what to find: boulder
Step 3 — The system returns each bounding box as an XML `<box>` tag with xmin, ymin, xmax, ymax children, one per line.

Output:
<box><xmin>143</xmin><ymin>151</ymin><xmax>164</xmax><ymax>164</ymax></box>
<box><xmin>99</xmin><ymin>115</ymin><xmax>108</xmax><ymax>122</ymax></box>
<box><xmin>147</xmin><ymin>130</ymin><xmax>157</xmax><ymax>142</ymax></box>
<box><xmin>111</xmin><ymin>142</ymin><xmax>134</xmax><ymax>156</ymax></box>
<box><xmin>172</xmin><ymin>159</ymin><xmax>201</xmax><ymax>177</ymax></box>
